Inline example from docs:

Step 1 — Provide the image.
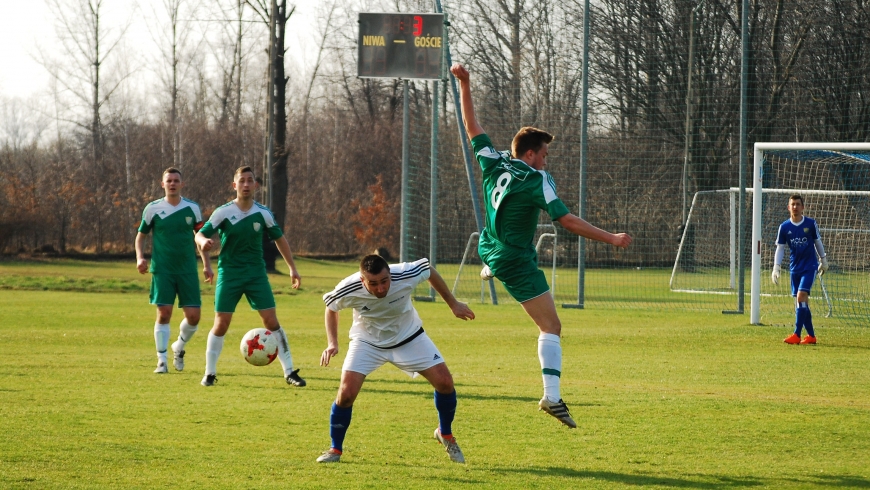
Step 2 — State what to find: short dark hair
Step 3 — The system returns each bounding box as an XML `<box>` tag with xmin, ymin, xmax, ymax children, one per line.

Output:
<box><xmin>512</xmin><ymin>127</ymin><xmax>554</xmax><ymax>159</ymax></box>
<box><xmin>235</xmin><ymin>166</ymin><xmax>255</xmax><ymax>178</ymax></box>
<box><xmin>163</xmin><ymin>167</ymin><xmax>181</xmax><ymax>178</ymax></box>
<box><xmin>360</xmin><ymin>254</ymin><xmax>389</xmax><ymax>275</ymax></box>
<box><xmin>789</xmin><ymin>194</ymin><xmax>804</xmax><ymax>205</ymax></box>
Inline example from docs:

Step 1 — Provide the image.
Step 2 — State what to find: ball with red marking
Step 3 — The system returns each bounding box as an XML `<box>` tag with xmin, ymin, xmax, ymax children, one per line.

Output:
<box><xmin>239</xmin><ymin>328</ymin><xmax>279</xmax><ymax>366</ymax></box>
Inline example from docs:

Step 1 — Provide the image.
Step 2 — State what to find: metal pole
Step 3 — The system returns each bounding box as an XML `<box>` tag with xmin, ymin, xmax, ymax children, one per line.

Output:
<box><xmin>565</xmin><ymin>0</ymin><xmax>590</xmax><ymax>309</ymax></box>
<box><xmin>736</xmin><ymin>0</ymin><xmax>749</xmax><ymax>314</ymax></box>
<box><xmin>436</xmin><ymin>0</ymin><xmax>497</xmax><ymax>304</ymax></box>
<box><xmin>429</xmin><ymin>82</ymin><xmax>440</xmax><ymax>298</ymax></box>
<box><xmin>400</xmin><ymin>79</ymin><xmax>410</xmax><ymax>263</ymax></box>
<box><xmin>683</xmin><ymin>3</ymin><xmax>701</xmax><ymax>226</ymax></box>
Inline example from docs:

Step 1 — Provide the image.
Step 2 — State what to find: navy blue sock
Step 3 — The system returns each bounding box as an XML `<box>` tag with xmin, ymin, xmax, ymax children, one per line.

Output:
<box><xmin>329</xmin><ymin>403</ymin><xmax>353</xmax><ymax>452</ymax></box>
<box><xmin>433</xmin><ymin>390</ymin><xmax>457</xmax><ymax>436</ymax></box>
<box><xmin>794</xmin><ymin>304</ymin><xmax>803</xmax><ymax>336</ymax></box>
<box><xmin>800</xmin><ymin>302</ymin><xmax>815</xmax><ymax>337</ymax></box>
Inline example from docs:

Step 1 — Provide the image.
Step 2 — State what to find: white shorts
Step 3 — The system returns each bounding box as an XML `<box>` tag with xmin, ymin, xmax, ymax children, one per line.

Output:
<box><xmin>342</xmin><ymin>331</ymin><xmax>445</xmax><ymax>376</ymax></box>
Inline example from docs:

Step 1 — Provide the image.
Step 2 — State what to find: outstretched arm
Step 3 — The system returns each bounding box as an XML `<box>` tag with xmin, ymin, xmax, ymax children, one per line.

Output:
<box><xmin>427</xmin><ymin>267</ymin><xmax>475</xmax><ymax>321</ymax></box>
<box><xmin>556</xmin><ymin>213</ymin><xmax>632</xmax><ymax>248</ymax></box>
<box><xmin>275</xmin><ymin>236</ymin><xmax>301</xmax><ymax>289</ymax></box>
<box><xmin>320</xmin><ymin>308</ymin><xmax>340</xmax><ymax>367</ymax></box>
<box><xmin>450</xmin><ymin>63</ymin><xmax>485</xmax><ymax>139</ymax></box>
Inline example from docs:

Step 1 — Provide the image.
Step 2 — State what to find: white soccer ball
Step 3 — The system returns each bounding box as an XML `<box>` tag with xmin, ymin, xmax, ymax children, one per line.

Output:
<box><xmin>240</xmin><ymin>328</ymin><xmax>279</xmax><ymax>366</ymax></box>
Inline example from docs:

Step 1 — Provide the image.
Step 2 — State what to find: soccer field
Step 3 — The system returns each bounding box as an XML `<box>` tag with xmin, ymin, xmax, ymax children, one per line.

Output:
<box><xmin>1</xmin><ymin>259</ymin><xmax>869</xmax><ymax>489</ymax></box>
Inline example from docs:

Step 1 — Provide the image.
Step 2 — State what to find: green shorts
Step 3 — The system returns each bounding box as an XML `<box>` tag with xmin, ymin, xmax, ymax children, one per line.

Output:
<box><xmin>214</xmin><ymin>269</ymin><xmax>276</xmax><ymax>313</ymax></box>
<box><xmin>491</xmin><ymin>259</ymin><xmax>550</xmax><ymax>303</ymax></box>
<box><xmin>149</xmin><ymin>272</ymin><xmax>201</xmax><ymax>308</ymax></box>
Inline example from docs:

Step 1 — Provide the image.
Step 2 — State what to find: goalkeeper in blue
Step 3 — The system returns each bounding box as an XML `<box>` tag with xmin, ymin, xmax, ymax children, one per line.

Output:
<box><xmin>316</xmin><ymin>255</ymin><xmax>475</xmax><ymax>464</ymax></box>
<box><xmin>771</xmin><ymin>194</ymin><xmax>828</xmax><ymax>345</ymax></box>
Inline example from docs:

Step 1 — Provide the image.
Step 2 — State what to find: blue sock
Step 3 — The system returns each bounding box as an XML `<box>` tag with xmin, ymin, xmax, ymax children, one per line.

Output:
<box><xmin>329</xmin><ymin>403</ymin><xmax>353</xmax><ymax>452</ymax></box>
<box><xmin>794</xmin><ymin>304</ymin><xmax>803</xmax><ymax>336</ymax></box>
<box><xmin>800</xmin><ymin>302</ymin><xmax>815</xmax><ymax>337</ymax></box>
<box><xmin>433</xmin><ymin>390</ymin><xmax>457</xmax><ymax>436</ymax></box>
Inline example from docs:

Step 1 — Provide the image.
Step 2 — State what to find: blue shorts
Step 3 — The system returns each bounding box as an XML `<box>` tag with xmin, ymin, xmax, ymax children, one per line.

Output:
<box><xmin>791</xmin><ymin>270</ymin><xmax>815</xmax><ymax>297</ymax></box>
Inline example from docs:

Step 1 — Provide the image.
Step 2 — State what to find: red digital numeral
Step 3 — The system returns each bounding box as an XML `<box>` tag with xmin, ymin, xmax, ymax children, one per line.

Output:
<box><xmin>413</xmin><ymin>16</ymin><xmax>422</xmax><ymax>36</ymax></box>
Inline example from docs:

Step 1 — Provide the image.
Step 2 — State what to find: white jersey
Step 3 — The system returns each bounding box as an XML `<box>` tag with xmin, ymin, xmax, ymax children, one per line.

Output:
<box><xmin>323</xmin><ymin>258</ymin><xmax>431</xmax><ymax>348</ymax></box>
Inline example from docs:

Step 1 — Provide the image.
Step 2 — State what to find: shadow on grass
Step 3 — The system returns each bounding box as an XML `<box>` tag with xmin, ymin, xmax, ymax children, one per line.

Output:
<box><xmin>485</xmin><ymin>467</ymin><xmax>764</xmax><ymax>488</ymax></box>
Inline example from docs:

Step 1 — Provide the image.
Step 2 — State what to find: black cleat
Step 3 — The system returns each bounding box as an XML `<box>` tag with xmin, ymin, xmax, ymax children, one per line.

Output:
<box><xmin>286</xmin><ymin>369</ymin><xmax>306</xmax><ymax>387</ymax></box>
<box><xmin>201</xmin><ymin>374</ymin><xmax>217</xmax><ymax>387</ymax></box>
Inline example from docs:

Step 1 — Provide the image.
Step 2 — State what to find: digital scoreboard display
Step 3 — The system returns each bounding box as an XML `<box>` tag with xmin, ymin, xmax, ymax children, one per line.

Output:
<box><xmin>358</xmin><ymin>13</ymin><xmax>444</xmax><ymax>80</ymax></box>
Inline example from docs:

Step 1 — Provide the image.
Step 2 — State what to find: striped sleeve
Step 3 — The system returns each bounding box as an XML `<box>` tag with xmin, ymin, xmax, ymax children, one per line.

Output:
<box><xmin>323</xmin><ymin>275</ymin><xmax>364</xmax><ymax>311</ymax></box>
<box><xmin>391</xmin><ymin>258</ymin><xmax>431</xmax><ymax>287</ymax></box>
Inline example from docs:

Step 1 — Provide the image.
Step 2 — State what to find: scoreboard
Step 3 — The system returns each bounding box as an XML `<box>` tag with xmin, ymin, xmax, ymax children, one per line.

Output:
<box><xmin>358</xmin><ymin>13</ymin><xmax>444</xmax><ymax>80</ymax></box>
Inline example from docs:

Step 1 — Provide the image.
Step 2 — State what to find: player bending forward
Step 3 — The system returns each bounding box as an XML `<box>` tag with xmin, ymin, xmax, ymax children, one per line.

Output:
<box><xmin>135</xmin><ymin>167</ymin><xmax>211</xmax><ymax>374</ymax></box>
<box><xmin>195</xmin><ymin>166</ymin><xmax>305</xmax><ymax>387</ymax></box>
<box><xmin>771</xmin><ymin>194</ymin><xmax>828</xmax><ymax>345</ymax></box>
<box><xmin>316</xmin><ymin>255</ymin><xmax>475</xmax><ymax>464</ymax></box>
<box><xmin>451</xmin><ymin>63</ymin><xmax>632</xmax><ymax>428</ymax></box>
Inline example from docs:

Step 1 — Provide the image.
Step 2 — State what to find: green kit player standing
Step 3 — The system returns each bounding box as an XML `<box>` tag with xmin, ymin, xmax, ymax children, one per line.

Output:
<box><xmin>194</xmin><ymin>166</ymin><xmax>305</xmax><ymax>388</ymax></box>
<box><xmin>451</xmin><ymin>63</ymin><xmax>633</xmax><ymax>428</ymax></box>
<box><xmin>135</xmin><ymin>167</ymin><xmax>212</xmax><ymax>374</ymax></box>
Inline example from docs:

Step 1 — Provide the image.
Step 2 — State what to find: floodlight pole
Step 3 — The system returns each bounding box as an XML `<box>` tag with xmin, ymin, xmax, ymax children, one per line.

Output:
<box><xmin>564</xmin><ymin>0</ymin><xmax>590</xmax><ymax>309</ymax></box>
<box><xmin>437</xmin><ymin>0</ymin><xmax>498</xmax><ymax>304</ymax></box>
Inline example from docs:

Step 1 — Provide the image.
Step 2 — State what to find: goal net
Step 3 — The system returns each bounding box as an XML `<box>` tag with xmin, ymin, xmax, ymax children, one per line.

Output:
<box><xmin>750</xmin><ymin>143</ymin><xmax>870</xmax><ymax>327</ymax></box>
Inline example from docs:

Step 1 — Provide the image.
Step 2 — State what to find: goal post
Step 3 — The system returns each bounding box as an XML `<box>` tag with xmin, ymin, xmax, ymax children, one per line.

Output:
<box><xmin>750</xmin><ymin>142</ymin><xmax>870</xmax><ymax>325</ymax></box>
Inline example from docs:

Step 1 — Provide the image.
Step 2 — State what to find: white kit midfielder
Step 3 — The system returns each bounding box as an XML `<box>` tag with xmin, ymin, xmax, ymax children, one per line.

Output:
<box><xmin>323</xmin><ymin>258</ymin><xmax>442</xmax><ymax>375</ymax></box>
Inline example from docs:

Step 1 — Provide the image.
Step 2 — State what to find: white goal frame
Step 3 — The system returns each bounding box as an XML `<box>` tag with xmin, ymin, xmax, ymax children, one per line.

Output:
<box><xmin>750</xmin><ymin>142</ymin><xmax>870</xmax><ymax>324</ymax></box>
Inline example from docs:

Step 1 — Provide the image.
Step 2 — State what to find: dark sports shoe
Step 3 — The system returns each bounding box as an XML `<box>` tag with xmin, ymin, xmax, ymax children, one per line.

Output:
<box><xmin>201</xmin><ymin>374</ymin><xmax>217</xmax><ymax>387</ymax></box>
<box><xmin>539</xmin><ymin>397</ymin><xmax>577</xmax><ymax>428</ymax></box>
<box><xmin>286</xmin><ymin>369</ymin><xmax>306</xmax><ymax>387</ymax></box>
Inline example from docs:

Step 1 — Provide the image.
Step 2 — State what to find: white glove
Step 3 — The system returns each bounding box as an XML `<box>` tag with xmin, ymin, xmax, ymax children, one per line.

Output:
<box><xmin>771</xmin><ymin>264</ymin><xmax>781</xmax><ymax>285</ymax></box>
<box><xmin>818</xmin><ymin>256</ymin><xmax>829</xmax><ymax>276</ymax></box>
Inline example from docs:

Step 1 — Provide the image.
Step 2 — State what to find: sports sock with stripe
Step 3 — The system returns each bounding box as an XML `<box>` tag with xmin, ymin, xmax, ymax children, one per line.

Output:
<box><xmin>154</xmin><ymin>323</ymin><xmax>170</xmax><ymax>363</ymax></box>
<box><xmin>176</xmin><ymin>318</ymin><xmax>198</xmax><ymax>349</ymax></box>
<box><xmin>272</xmin><ymin>326</ymin><xmax>295</xmax><ymax>376</ymax></box>
<box><xmin>538</xmin><ymin>333</ymin><xmax>562</xmax><ymax>402</ymax></box>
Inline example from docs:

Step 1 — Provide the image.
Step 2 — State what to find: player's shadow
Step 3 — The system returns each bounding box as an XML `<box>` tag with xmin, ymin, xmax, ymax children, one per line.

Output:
<box><xmin>485</xmin><ymin>467</ymin><xmax>765</xmax><ymax>488</ymax></box>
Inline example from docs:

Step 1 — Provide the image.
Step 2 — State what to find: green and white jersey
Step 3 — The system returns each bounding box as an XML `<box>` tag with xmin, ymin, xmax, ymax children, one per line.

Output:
<box><xmin>199</xmin><ymin>200</ymin><xmax>283</xmax><ymax>273</ymax></box>
<box><xmin>138</xmin><ymin>197</ymin><xmax>203</xmax><ymax>274</ymax></box>
<box><xmin>472</xmin><ymin>133</ymin><xmax>570</xmax><ymax>253</ymax></box>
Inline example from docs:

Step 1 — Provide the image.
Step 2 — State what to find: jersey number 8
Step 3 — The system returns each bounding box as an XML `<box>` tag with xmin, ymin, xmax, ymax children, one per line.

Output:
<box><xmin>491</xmin><ymin>172</ymin><xmax>512</xmax><ymax>209</ymax></box>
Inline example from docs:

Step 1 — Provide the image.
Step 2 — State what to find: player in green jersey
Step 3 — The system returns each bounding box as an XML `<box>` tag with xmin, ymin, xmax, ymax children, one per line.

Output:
<box><xmin>136</xmin><ymin>168</ymin><xmax>212</xmax><ymax>374</ymax></box>
<box><xmin>194</xmin><ymin>166</ymin><xmax>304</xmax><ymax>388</ymax></box>
<box><xmin>451</xmin><ymin>63</ymin><xmax>632</xmax><ymax>428</ymax></box>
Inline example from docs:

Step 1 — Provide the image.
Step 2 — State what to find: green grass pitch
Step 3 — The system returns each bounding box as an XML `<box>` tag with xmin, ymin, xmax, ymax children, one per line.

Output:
<box><xmin>0</xmin><ymin>258</ymin><xmax>868</xmax><ymax>489</ymax></box>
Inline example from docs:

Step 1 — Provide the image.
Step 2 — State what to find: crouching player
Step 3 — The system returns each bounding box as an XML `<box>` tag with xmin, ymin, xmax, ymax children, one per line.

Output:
<box><xmin>316</xmin><ymin>255</ymin><xmax>475</xmax><ymax>464</ymax></box>
<box><xmin>195</xmin><ymin>166</ymin><xmax>305</xmax><ymax>387</ymax></box>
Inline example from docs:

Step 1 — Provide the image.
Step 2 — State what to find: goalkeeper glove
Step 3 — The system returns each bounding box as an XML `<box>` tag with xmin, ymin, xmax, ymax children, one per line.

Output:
<box><xmin>771</xmin><ymin>264</ymin><xmax>781</xmax><ymax>285</ymax></box>
<box><xmin>818</xmin><ymin>256</ymin><xmax>829</xmax><ymax>276</ymax></box>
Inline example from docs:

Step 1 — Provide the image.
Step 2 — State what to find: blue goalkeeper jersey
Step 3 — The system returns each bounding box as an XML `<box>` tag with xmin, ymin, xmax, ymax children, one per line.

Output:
<box><xmin>775</xmin><ymin>217</ymin><xmax>820</xmax><ymax>274</ymax></box>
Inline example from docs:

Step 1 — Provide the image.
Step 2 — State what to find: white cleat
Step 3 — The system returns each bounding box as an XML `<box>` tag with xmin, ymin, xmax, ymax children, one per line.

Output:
<box><xmin>316</xmin><ymin>449</ymin><xmax>341</xmax><ymax>463</ymax></box>
<box><xmin>480</xmin><ymin>265</ymin><xmax>494</xmax><ymax>281</ymax></box>
<box><xmin>434</xmin><ymin>428</ymin><xmax>466</xmax><ymax>464</ymax></box>
<box><xmin>539</xmin><ymin>397</ymin><xmax>577</xmax><ymax>428</ymax></box>
<box><xmin>154</xmin><ymin>361</ymin><xmax>168</xmax><ymax>374</ymax></box>
<box><xmin>171</xmin><ymin>341</ymin><xmax>185</xmax><ymax>371</ymax></box>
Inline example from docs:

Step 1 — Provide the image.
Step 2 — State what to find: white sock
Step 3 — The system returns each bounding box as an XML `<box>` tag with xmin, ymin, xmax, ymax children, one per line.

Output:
<box><xmin>538</xmin><ymin>333</ymin><xmax>562</xmax><ymax>402</ymax></box>
<box><xmin>205</xmin><ymin>332</ymin><xmax>225</xmax><ymax>375</ymax></box>
<box><xmin>154</xmin><ymin>323</ymin><xmax>170</xmax><ymax>363</ymax></box>
<box><xmin>176</xmin><ymin>318</ymin><xmax>198</xmax><ymax>349</ymax></box>
<box><xmin>272</xmin><ymin>326</ymin><xmax>294</xmax><ymax>376</ymax></box>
